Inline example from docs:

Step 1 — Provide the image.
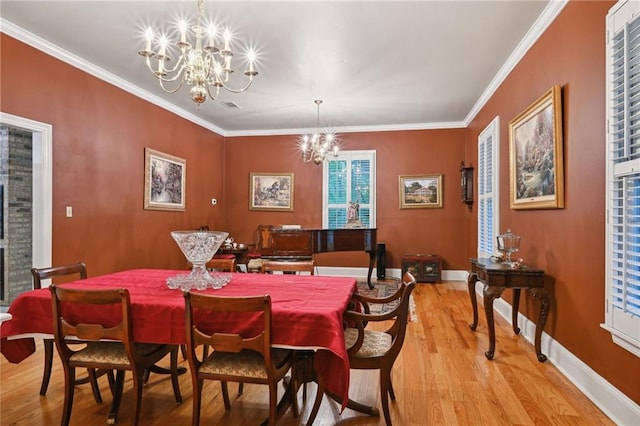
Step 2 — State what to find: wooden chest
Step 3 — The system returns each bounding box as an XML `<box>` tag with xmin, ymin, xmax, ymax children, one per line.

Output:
<box><xmin>401</xmin><ymin>254</ymin><xmax>442</xmax><ymax>283</ymax></box>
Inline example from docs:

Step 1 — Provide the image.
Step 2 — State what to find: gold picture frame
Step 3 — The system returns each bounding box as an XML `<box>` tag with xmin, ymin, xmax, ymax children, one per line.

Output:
<box><xmin>143</xmin><ymin>148</ymin><xmax>186</xmax><ymax>211</ymax></box>
<box><xmin>399</xmin><ymin>174</ymin><xmax>443</xmax><ymax>209</ymax></box>
<box><xmin>249</xmin><ymin>172</ymin><xmax>294</xmax><ymax>211</ymax></box>
<box><xmin>509</xmin><ymin>85</ymin><xmax>564</xmax><ymax>209</ymax></box>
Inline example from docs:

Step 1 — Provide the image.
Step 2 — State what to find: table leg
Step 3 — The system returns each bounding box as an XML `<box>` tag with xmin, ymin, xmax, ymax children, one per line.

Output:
<box><xmin>147</xmin><ymin>364</ymin><xmax>187</xmax><ymax>375</ymax></box>
<box><xmin>467</xmin><ymin>272</ymin><xmax>479</xmax><ymax>331</ymax></box>
<box><xmin>483</xmin><ymin>285</ymin><xmax>504</xmax><ymax>360</ymax></box>
<box><xmin>512</xmin><ymin>288</ymin><xmax>521</xmax><ymax>335</ymax></box>
<box><xmin>528</xmin><ymin>287</ymin><xmax>550</xmax><ymax>362</ymax></box>
<box><xmin>326</xmin><ymin>387</ymin><xmax>379</xmax><ymax>416</ymax></box>
<box><xmin>306</xmin><ymin>378</ymin><xmax>380</xmax><ymax>425</ymax></box>
<box><xmin>266</xmin><ymin>351</ymin><xmax>315</xmax><ymax>424</ymax></box>
<box><xmin>367</xmin><ymin>250</ymin><xmax>376</xmax><ymax>290</ymax></box>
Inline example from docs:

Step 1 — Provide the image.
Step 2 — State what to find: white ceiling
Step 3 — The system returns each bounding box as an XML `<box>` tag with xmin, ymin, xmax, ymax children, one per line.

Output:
<box><xmin>0</xmin><ymin>1</ymin><xmax>561</xmax><ymax>136</ymax></box>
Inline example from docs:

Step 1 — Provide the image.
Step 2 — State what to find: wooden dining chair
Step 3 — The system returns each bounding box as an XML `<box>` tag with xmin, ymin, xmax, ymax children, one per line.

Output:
<box><xmin>260</xmin><ymin>258</ymin><xmax>315</xmax><ymax>405</ymax></box>
<box><xmin>50</xmin><ymin>285</ymin><xmax>182</xmax><ymax>426</ymax></box>
<box><xmin>206</xmin><ymin>256</ymin><xmax>236</xmax><ymax>272</ymax></box>
<box><xmin>31</xmin><ymin>262</ymin><xmax>106</xmax><ymax>402</ymax></box>
<box><xmin>307</xmin><ymin>272</ymin><xmax>417</xmax><ymax>426</ymax></box>
<box><xmin>184</xmin><ymin>292</ymin><xmax>295</xmax><ymax>426</ymax></box>
<box><xmin>260</xmin><ymin>260</ymin><xmax>315</xmax><ymax>275</ymax></box>
<box><xmin>246</xmin><ymin>225</ymin><xmax>274</xmax><ymax>273</ymax></box>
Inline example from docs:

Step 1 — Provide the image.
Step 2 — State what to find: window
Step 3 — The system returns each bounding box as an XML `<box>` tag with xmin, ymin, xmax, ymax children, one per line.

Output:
<box><xmin>322</xmin><ymin>150</ymin><xmax>376</xmax><ymax>229</ymax></box>
<box><xmin>603</xmin><ymin>0</ymin><xmax>640</xmax><ymax>357</ymax></box>
<box><xmin>477</xmin><ymin>117</ymin><xmax>500</xmax><ymax>259</ymax></box>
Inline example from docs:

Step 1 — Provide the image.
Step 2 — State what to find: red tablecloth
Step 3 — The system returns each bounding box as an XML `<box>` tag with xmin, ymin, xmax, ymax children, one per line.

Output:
<box><xmin>1</xmin><ymin>269</ymin><xmax>356</xmax><ymax>406</ymax></box>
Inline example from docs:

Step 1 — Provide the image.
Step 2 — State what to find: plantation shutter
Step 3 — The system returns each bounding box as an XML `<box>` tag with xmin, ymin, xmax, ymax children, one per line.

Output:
<box><xmin>323</xmin><ymin>151</ymin><xmax>376</xmax><ymax>229</ymax></box>
<box><xmin>478</xmin><ymin>117</ymin><xmax>500</xmax><ymax>259</ymax></box>
<box><xmin>603</xmin><ymin>0</ymin><xmax>640</xmax><ymax>356</ymax></box>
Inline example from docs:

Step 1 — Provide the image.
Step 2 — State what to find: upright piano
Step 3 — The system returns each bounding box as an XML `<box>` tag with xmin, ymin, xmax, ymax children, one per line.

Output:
<box><xmin>259</xmin><ymin>227</ymin><xmax>377</xmax><ymax>289</ymax></box>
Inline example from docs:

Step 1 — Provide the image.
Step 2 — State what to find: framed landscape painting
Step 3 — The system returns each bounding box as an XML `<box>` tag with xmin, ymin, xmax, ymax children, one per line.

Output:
<box><xmin>399</xmin><ymin>174</ymin><xmax>443</xmax><ymax>209</ymax></box>
<box><xmin>250</xmin><ymin>173</ymin><xmax>294</xmax><ymax>211</ymax></box>
<box><xmin>143</xmin><ymin>148</ymin><xmax>186</xmax><ymax>211</ymax></box>
<box><xmin>509</xmin><ymin>85</ymin><xmax>564</xmax><ymax>209</ymax></box>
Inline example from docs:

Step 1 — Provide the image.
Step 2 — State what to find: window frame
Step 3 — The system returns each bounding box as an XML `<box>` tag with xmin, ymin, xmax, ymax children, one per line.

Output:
<box><xmin>322</xmin><ymin>150</ymin><xmax>376</xmax><ymax>229</ymax></box>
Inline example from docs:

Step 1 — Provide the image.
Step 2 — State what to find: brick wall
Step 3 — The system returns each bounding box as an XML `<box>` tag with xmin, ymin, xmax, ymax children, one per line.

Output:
<box><xmin>0</xmin><ymin>126</ymin><xmax>33</xmax><ymax>305</ymax></box>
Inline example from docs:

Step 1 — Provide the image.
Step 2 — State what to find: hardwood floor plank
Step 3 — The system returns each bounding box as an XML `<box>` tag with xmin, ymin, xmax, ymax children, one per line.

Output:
<box><xmin>1</xmin><ymin>281</ymin><xmax>615</xmax><ymax>425</ymax></box>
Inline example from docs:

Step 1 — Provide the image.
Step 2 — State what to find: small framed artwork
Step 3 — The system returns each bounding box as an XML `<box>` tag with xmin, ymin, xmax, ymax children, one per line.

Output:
<box><xmin>509</xmin><ymin>85</ymin><xmax>564</xmax><ymax>209</ymax></box>
<box><xmin>399</xmin><ymin>174</ymin><xmax>443</xmax><ymax>209</ymax></box>
<box><xmin>250</xmin><ymin>173</ymin><xmax>294</xmax><ymax>211</ymax></box>
<box><xmin>143</xmin><ymin>148</ymin><xmax>186</xmax><ymax>211</ymax></box>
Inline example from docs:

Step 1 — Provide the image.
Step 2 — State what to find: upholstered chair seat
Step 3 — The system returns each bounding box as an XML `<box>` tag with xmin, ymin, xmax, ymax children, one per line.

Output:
<box><xmin>343</xmin><ymin>328</ymin><xmax>393</xmax><ymax>358</ymax></box>
<box><xmin>70</xmin><ymin>342</ymin><xmax>169</xmax><ymax>366</ymax></box>
<box><xmin>246</xmin><ymin>258</ymin><xmax>263</xmax><ymax>273</ymax></box>
<box><xmin>199</xmin><ymin>348</ymin><xmax>292</xmax><ymax>379</ymax></box>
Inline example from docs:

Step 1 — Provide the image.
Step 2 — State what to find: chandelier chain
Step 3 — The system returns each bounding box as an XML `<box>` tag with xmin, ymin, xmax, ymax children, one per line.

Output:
<box><xmin>300</xmin><ymin>100</ymin><xmax>339</xmax><ymax>165</ymax></box>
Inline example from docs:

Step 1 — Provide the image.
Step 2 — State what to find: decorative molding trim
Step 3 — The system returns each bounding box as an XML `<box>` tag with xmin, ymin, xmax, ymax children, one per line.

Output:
<box><xmin>224</xmin><ymin>121</ymin><xmax>467</xmax><ymax>138</ymax></box>
<box><xmin>463</xmin><ymin>0</ymin><xmax>569</xmax><ymax>126</ymax></box>
<box><xmin>442</xmin><ymin>269</ymin><xmax>468</xmax><ymax>282</ymax></box>
<box><xmin>317</xmin><ymin>267</ymin><xmax>470</xmax><ymax>282</ymax></box>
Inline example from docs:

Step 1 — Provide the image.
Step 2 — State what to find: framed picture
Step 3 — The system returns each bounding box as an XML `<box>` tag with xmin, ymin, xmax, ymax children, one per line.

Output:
<box><xmin>509</xmin><ymin>85</ymin><xmax>564</xmax><ymax>209</ymax></box>
<box><xmin>143</xmin><ymin>148</ymin><xmax>186</xmax><ymax>211</ymax></box>
<box><xmin>399</xmin><ymin>174</ymin><xmax>443</xmax><ymax>209</ymax></box>
<box><xmin>250</xmin><ymin>173</ymin><xmax>294</xmax><ymax>211</ymax></box>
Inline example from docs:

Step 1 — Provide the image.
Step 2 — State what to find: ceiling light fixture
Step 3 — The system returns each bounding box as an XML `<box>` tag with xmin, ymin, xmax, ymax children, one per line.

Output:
<box><xmin>300</xmin><ymin>100</ymin><xmax>339</xmax><ymax>165</ymax></box>
<box><xmin>137</xmin><ymin>0</ymin><xmax>258</xmax><ymax>107</ymax></box>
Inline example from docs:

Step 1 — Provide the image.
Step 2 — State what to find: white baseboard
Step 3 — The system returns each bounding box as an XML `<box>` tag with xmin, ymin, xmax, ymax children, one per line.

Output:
<box><xmin>315</xmin><ymin>266</ymin><xmax>467</xmax><ymax>282</ymax></box>
<box><xmin>477</xmin><ymin>284</ymin><xmax>640</xmax><ymax>426</ymax></box>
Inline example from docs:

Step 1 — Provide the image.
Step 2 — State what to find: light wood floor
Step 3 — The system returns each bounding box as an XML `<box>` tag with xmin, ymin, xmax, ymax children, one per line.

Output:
<box><xmin>1</xmin><ymin>281</ymin><xmax>614</xmax><ymax>425</ymax></box>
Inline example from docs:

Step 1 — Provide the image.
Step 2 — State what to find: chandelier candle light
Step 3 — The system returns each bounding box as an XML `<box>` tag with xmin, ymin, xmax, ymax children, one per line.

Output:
<box><xmin>138</xmin><ymin>0</ymin><xmax>258</xmax><ymax>106</ymax></box>
<box><xmin>300</xmin><ymin>100</ymin><xmax>339</xmax><ymax>165</ymax></box>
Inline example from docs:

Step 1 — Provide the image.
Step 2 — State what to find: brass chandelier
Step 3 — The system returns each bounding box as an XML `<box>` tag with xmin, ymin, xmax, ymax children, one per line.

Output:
<box><xmin>300</xmin><ymin>100</ymin><xmax>339</xmax><ymax>165</ymax></box>
<box><xmin>138</xmin><ymin>0</ymin><xmax>258</xmax><ymax>106</ymax></box>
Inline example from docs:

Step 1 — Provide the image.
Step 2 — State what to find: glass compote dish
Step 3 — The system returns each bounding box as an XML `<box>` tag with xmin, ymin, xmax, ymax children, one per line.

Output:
<box><xmin>496</xmin><ymin>229</ymin><xmax>521</xmax><ymax>268</ymax></box>
<box><xmin>170</xmin><ymin>230</ymin><xmax>228</xmax><ymax>289</ymax></box>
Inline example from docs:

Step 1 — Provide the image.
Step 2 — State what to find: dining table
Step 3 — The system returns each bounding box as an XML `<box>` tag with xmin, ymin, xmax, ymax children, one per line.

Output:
<box><xmin>0</xmin><ymin>269</ymin><xmax>357</xmax><ymax>417</ymax></box>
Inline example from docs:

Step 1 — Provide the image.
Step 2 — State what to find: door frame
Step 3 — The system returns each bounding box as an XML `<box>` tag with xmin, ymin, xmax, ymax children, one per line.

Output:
<box><xmin>0</xmin><ymin>112</ymin><xmax>52</xmax><ymax>271</ymax></box>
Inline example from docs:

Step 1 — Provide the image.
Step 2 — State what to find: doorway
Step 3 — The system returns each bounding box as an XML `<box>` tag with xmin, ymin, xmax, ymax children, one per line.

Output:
<box><xmin>0</xmin><ymin>112</ymin><xmax>52</xmax><ymax>307</ymax></box>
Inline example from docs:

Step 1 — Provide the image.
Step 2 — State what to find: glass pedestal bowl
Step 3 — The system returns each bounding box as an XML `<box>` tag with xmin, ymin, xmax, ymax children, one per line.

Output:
<box><xmin>170</xmin><ymin>230</ymin><xmax>229</xmax><ymax>289</ymax></box>
<box><xmin>496</xmin><ymin>228</ymin><xmax>521</xmax><ymax>268</ymax></box>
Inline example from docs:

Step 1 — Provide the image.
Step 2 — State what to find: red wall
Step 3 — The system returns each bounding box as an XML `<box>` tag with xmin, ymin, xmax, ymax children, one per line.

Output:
<box><xmin>1</xmin><ymin>35</ymin><xmax>225</xmax><ymax>276</ymax></box>
<box><xmin>1</xmin><ymin>0</ymin><xmax>637</xmax><ymax>407</ymax></box>
<box><xmin>223</xmin><ymin>130</ymin><xmax>468</xmax><ymax>269</ymax></box>
<box><xmin>465</xmin><ymin>1</ymin><xmax>639</xmax><ymax>403</ymax></box>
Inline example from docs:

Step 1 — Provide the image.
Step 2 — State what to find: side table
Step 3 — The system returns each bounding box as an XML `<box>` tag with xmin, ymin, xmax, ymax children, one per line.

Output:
<box><xmin>467</xmin><ymin>257</ymin><xmax>549</xmax><ymax>362</ymax></box>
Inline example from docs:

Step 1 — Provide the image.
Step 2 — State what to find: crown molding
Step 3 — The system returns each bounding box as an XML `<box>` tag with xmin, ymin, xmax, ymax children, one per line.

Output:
<box><xmin>464</xmin><ymin>0</ymin><xmax>569</xmax><ymax>126</ymax></box>
<box><xmin>224</xmin><ymin>120</ymin><xmax>466</xmax><ymax>137</ymax></box>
